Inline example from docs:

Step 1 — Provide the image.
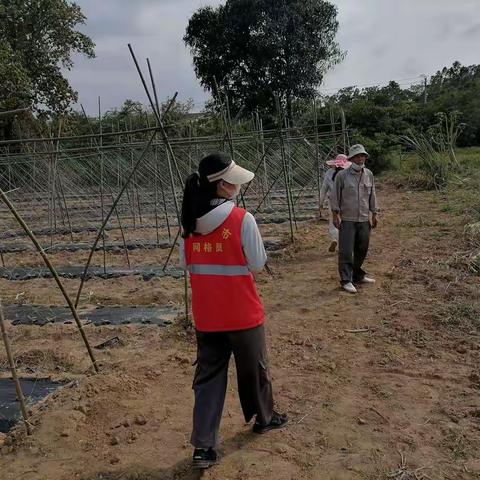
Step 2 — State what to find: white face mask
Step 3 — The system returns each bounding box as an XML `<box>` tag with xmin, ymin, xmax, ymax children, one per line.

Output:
<box><xmin>230</xmin><ymin>184</ymin><xmax>241</xmax><ymax>199</ymax></box>
<box><xmin>351</xmin><ymin>162</ymin><xmax>364</xmax><ymax>172</ymax></box>
<box><xmin>220</xmin><ymin>181</ymin><xmax>241</xmax><ymax>200</ymax></box>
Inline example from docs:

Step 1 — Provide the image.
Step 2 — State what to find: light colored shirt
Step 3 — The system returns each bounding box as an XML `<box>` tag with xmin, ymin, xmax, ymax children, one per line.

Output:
<box><xmin>330</xmin><ymin>167</ymin><xmax>379</xmax><ymax>222</ymax></box>
<box><xmin>319</xmin><ymin>168</ymin><xmax>335</xmax><ymax>207</ymax></box>
<box><xmin>179</xmin><ymin>201</ymin><xmax>267</xmax><ymax>273</ymax></box>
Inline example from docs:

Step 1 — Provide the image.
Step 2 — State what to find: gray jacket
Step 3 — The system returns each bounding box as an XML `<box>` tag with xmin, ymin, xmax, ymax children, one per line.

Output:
<box><xmin>330</xmin><ymin>167</ymin><xmax>379</xmax><ymax>222</ymax></box>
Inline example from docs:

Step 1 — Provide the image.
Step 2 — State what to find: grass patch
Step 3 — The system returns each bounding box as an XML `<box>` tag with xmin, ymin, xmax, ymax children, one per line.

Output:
<box><xmin>443</xmin><ymin>429</ymin><xmax>471</xmax><ymax>460</ymax></box>
<box><xmin>387</xmin><ymin>147</ymin><xmax>480</xmax><ymax>275</ymax></box>
<box><xmin>434</xmin><ymin>300</ymin><xmax>480</xmax><ymax>330</ymax></box>
<box><xmin>386</xmin><ymin>146</ymin><xmax>480</xmax><ymax>197</ymax></box>
<box><xmin>396</xmin><ymin>216</ymin><xmax>447</xmax><ymax>228</ymax></box>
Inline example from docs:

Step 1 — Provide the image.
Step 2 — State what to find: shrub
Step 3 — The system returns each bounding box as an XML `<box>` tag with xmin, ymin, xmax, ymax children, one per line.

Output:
<box><xmin>400</xmin><ymin>112</ymin><xmax>465</xmax><ymax>190</ymax></box>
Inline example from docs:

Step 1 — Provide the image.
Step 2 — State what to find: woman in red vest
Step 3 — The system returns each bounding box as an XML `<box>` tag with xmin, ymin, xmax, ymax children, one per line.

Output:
<box><xmin>180</xmin><ymin>152</ymin><xmax>288</xmax><ymax>469</ymax></box>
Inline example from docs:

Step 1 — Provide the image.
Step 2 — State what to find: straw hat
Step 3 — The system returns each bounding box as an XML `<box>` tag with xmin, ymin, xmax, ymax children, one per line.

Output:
<box><xmin>326</xmin><ymin>154</ymin><xmax>351</xmax><ymax>169</ymax></box>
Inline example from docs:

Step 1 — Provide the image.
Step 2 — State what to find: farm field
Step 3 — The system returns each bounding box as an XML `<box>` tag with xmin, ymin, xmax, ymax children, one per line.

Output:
<box><xmin>2</xmin><ymin>1</ymin><xmax>480</xmax><ymax>479</ymax></box>
<box><xmin>1</xmin><ymin>180</ymin><xmax>479</xmax><ymax>480</ymax></box>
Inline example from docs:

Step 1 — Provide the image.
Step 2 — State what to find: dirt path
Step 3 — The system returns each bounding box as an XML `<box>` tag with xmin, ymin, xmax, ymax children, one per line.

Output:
<box><xmin>1</xmin><ymin>184</ymin><xmax>480</xmax><ymax>480</ymax></box>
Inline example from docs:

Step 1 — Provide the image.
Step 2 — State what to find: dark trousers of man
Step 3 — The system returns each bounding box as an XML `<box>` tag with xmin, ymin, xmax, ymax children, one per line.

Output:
<box><xmin>191</xmin><ymin>324</ymin><xmax>274</xmax><ymax>449</ymax></box>
<box><xmin>338</xmin><ymin>220</ymin><xmax>371</xmax><ymax>284</ymax></box>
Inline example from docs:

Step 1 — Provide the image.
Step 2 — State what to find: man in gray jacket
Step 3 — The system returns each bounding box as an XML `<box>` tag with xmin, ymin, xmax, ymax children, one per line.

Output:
<box><xmin>330</xmin><ymin>144</ymin><xmax>379</xmax><ymax>294</ymax></box>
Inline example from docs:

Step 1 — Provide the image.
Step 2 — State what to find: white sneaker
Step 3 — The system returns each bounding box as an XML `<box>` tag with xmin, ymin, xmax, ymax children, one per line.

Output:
<box><xmin>360</xmin><ymin>276</ymin><xmax>376</xmax><ymax>284</ymax></box>
<box><xmin>342</xmin><ymin>282</ymin><xmax>358</xmax><ymax>294</ymax></box>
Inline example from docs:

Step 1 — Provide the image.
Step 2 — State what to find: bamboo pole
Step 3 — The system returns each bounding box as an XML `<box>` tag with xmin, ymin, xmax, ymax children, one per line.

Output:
<box><xmin>0</xmin><ymin>298</ymin><xmax>32</xmax><ymax>435</ymax></box>
<box><xmin>252</xmin><ymin>167</ymin><xmax>285</xmax><ymax>215</ymax></box>
<box><xmin>141</xmin><ymin>55</ymin><xmax>190</xmax><ymax>326</ymax></box>
<box><xmin>153</xmin><ymin>147</ymin><xmax>160</xmax><ymax>247</ymax></box>
<box><xmin>98</xmin><ymin>98</ymin><xmax>107</xmax><ymax>275</ymax></box>
<box><xmin>239</xmin><ymin>131</ymin><xmax>277</xmax><ymax>205</ymax></box>
<box><xmin>340</xmin><ymin>107</ymin><xmax>347</xmax><ymax>153</ymax></box>
<box><xmin>128</xmin><ymin>46</ymin><xmax>180</xmax><ymax>189</ymax></box>
<box><xmin>0</xmin><ymin>189</ymin><xmax>99</xmax><ymax>373</ymax></box>
<box><xmin>330</xmin><ymin>104</ymin><xmax>338</xmax><ymax>155</ymax></box>
<box><xmin>162</xmin><ymin>228</ymin><xmax>181</xmax><ymax>271</ymax></box>
<box><xmin>56</xmin><ymin>173</ymin><xmax>74</xmax><ymax>243</ymax></box>
<box><xmin>276</xmin><ymin>97</ymin><xmax>295</xmax><ymax>243</ymax></box>
<box><xmin>80</xmin><ymin>104</ymin><xmax>131</xmax><ymax>270</ymax></box>
<box><xmin>145</xmin><ymin>57</ymin><xmax>183</xmax><ymax>198</ymax></box>
<box><xmin>313</xmin><ymin>99</ymin><xmax>322</xmax><ymax>210</ymax></box>
<box><xmin>125</xmin><ymin>179</ymin><xmax>136</xmax><ymax>229</ymax></box>
<box><xmin>130</xmin><ymin>115</ymin><xmax>143</xmax><ymax>225</ymax></box>
<box><xmin>258</xmin><ymin>114</ymin><xmax>269</xmax><ymax>207</ymax></box>
<box><xmin>109</xmin><ymin>191</ymin><xmax>131</xmax><ymax>269</ymax></box>
<box><xmin>158</xmin><ymin>164</ymin><xmax>171</xmax><ymax>241</ymax></box>
<box><xmin>53</xmin><ymin>118</ymin><xmax>68</xmax><ymax>233</ymax></box>
<box><xmin>145</xmin><ymin>63</ymin><xmax>177</xmax><ymax>245</ymax></box>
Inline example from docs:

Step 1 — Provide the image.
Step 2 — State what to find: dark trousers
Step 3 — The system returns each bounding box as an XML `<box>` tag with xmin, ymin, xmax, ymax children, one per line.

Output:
<box><xmin>191</xmin><ymin>324</ymin><xmax>274</xmax><ymax>449</ymax></box>
<box><xmin>338</xmin><ymin>221</ymin><xmax>371</xmax><ymax>284</ymax></box>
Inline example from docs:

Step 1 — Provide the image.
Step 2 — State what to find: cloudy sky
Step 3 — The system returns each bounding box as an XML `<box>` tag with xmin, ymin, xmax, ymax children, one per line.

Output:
<box><xmin>68</xmin><ymin>0</ymin><xmax>480</xmax><ymax>115</ymax></box>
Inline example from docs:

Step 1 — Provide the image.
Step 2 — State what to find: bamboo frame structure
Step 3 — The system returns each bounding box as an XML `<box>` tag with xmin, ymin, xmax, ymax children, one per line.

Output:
<box><xmin>0</xmin><ymin>69</ymin><xmax>348</xmax><ymax>338</ymax></box>
<box><xmin>0</xmin><ymin>188</ymin><xmax>99</xmax><ymax>373</ymax></box>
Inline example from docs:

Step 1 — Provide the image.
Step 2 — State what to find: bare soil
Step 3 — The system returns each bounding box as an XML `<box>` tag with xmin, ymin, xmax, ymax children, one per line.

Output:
<box><xmin>1</xmin><ymin>183</ymin><xmax>480</xmax><ymax>480</ymax></box>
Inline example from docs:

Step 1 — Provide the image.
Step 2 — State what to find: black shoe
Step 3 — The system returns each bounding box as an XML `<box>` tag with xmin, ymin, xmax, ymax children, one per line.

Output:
<box><xmin>328</xmin><ymin>241</ymin><xmax>337</xmax><ymax>252</ymax></box>
<box><xmin>253</xmin><ymin>411</ymin><xmax>288</xmax><ymax>434</ymax></box>
<box><xmin>192</xmin><ymin>448</ymin><xmax>218</xmax><ymax>469</ymax></box>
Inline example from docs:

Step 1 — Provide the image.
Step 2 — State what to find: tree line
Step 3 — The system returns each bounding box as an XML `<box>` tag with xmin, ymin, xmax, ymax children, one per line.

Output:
<box><xmin>1</xmin><ymin>0</ymin><xmax>478</xmax><ymax>169</ymax></box>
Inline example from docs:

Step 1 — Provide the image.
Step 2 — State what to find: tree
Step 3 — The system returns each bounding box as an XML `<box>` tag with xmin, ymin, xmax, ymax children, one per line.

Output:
<box><xmin>0</xmin><ymin>0</ymin><xmax>95</xmax><ymax>138</ymax></box>
<box><xmin>184</xmin><ymin>0</ymin><xmax>342</xmax><ymax>123</ymax></box>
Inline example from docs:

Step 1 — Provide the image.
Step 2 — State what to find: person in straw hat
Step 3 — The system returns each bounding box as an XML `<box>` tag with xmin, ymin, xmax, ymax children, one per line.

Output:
<box><xmin>319</xmin><ymin>154</ymin><xmax>351</xmax><ymax>252</ymax></box>
<box><xmin>179</xmin><ymin>152</ymin><xmax>288</xmax><ymax>469</ymax></box>
<box><xmin>330</xmin><ymin>144</ymin><xmax>379</xmax><ymax>294</ymax></box>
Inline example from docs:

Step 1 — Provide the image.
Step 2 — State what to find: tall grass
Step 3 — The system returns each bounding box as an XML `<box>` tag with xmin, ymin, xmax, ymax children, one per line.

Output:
<box><xmin>400</xmin><ymin>112</ymin><xmax>465</xmax><ymax>190</ymax></box>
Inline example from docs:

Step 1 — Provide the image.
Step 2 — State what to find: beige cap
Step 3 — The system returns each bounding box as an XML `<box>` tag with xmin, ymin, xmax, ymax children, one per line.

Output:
<box><xmin>206</xmin><ymin>160</ymin><xmax>255</xmax><ymax>185</ymax></box>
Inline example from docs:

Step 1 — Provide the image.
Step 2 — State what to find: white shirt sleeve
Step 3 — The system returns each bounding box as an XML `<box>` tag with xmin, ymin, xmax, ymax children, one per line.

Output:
<box><xmin>319</xmin><ymin>169</ymin><xmax>333</xmax><ymax>207</ymax></box>
<box><xmin>241</xmin><ymin>212</ymin><xmax>267</xmax><ymax>273</ymax></box>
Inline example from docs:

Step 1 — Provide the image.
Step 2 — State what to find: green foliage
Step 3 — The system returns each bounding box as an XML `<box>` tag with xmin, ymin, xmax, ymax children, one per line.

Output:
<box><xmin>0</xmin><ymin>39</ymin><xmax>31</xmax><ymax>110</ymax></box>
<box><xmin>184</xmin><ymin>0</ymin><xmax>343</xmax><ymax>121</ymax></box>
<box><xmin>427</xmin><ymin>62</ymin><xmax>480</xmax><ymax>146</ymax></box>
<box><xmin>400</xmin><ymin>112</ymin><xmax>464</xmax><ymax>190</ymax></box>
<box><xmin>318</xmin><ymin>62</ymin><xmax>480</xmax><ymax>154</ymax></box>
<box><xmin>0</xmin><ymin>0</ymin><xmax>95</xmax><ymax>138</ymax></box>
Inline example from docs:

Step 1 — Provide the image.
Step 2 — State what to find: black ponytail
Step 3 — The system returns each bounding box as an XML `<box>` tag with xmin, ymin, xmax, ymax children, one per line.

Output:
<box><xmin>181</xmin><ymin>173</ymin><xmax>201</xmax><ymax>238</ymax></box>
<box><xmin>181</xmin><ymin>172</ymin><xmax>220</xmax><ymax>238</ymax></box>
<box><xmin>332</xmin><ymin>166</ymin><xmax>343</xmax><ymax>181</ymax></box>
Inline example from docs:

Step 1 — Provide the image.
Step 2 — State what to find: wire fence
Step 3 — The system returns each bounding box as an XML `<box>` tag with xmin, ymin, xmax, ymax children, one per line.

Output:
<box><xmin>0</xmin><ymin>123</ymin><xmax>348</xmax><ymax>294</ymax></box>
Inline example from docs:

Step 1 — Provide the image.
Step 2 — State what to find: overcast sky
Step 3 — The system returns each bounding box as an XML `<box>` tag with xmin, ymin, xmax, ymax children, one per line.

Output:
<box><xmin>68</xmin><ymin>0</ymin><xmax>480</xmax><ymax>115</ymax></box>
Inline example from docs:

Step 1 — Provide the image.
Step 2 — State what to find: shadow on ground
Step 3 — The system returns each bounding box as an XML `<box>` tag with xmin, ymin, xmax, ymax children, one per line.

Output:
<box><xmin>86</xmin><ymin>429</ymin><xmax>257</xmax><ymax>480</ymax></box>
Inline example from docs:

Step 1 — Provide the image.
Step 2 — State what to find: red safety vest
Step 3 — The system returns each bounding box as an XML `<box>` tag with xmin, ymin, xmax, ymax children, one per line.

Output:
<box><xmin>185</xmin><ymin>206</ymin><xmax>265</xmax><ymax>332</ymax></box>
